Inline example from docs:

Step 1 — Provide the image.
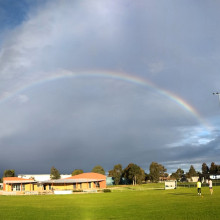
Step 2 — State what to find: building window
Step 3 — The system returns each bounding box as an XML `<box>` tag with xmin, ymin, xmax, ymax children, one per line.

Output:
<box><xmin>73</xmin><ymin>183</ymin><xmax>76</xmax><ymax>189</ymax></box>
<box><xmin>22</xmin><ymin>184</ymin><xmax>25</xmax><ymax>191</ymax></box>
<box><xmin>79</xmin><ymin>183</ymin><xmax>82</xmax><ymax>189</ymax></box>
<box><xmin>89</xmin><ymin>182</ymin><xmax>91</xmax><ymax>188</ymax></box>
<box><xmin>49</xmin><ymin>184</ymin><xmax>52</xmax><ymax>190</ymax></box>
<box><xmin>13</xmin><ymin>184</ymin><xmax>21</xmax><ymax>191</ymax></box>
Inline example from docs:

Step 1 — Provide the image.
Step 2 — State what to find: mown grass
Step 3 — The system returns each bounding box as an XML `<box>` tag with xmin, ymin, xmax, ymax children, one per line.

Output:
<box><xmin>0</xmin><ymin>185</ymin><xmax>219</xmax><ymax>220</ymax></box>
<box><xmin>108</xmin><ymin>183</ymin><xmax>165</xmax><ymax>191</ymax></box>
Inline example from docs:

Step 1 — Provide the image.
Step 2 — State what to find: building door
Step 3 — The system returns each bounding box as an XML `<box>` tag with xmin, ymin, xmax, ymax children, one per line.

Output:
<box><xmin>73</xmin><ymin>183</ymin><xmax>76</xmax><ymax>189</ymax></box>
<box><xmin>13</xmin><ymin>184</ymin><xmax>21</xmax><ymax>191</ymax></box>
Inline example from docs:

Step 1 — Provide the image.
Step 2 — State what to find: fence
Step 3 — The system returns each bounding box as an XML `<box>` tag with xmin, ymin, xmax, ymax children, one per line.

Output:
<box><xmin>178</xmin><ymin>180</ymin><xmax>220</xmax><ymax>188</ymax></box>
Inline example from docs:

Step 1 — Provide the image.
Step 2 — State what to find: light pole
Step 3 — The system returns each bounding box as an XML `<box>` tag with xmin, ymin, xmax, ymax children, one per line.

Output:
<box><xmin>213</xmin><ymin>92</ymin><xmax>220</xmax><ymax>104</ymax></box>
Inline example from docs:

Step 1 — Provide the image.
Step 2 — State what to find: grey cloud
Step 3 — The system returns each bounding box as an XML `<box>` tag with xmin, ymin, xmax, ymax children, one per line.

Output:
<box><xmin>0</xmin><ymin>0</ymin><xmax>220</xmax><ymax>175</ymax></box>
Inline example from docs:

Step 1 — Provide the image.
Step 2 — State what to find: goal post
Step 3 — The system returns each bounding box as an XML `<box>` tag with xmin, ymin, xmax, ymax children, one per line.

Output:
<box><xmin>164</xmin><ymin>181</ymin><xmax>177</xmax><ymax>190</ymax></box>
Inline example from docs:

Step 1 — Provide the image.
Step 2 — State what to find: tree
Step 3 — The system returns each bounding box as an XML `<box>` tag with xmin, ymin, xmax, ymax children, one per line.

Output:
<box><xmin>209</xmin><ymin>162</ymin><xmax>220</xmax><ymax>174</ymax></box>
<box><xmin>170</xmin><ymin>172</ymin><xmax>178</xmax><ymax>180</ymax></box>
<box><xmin>122</xmin><ymin>163</ymin><xmax>145</xmax><ymax>185</ymax></box>
<box><xmin>209</xmin><ymin>162</ymin><xmax>216</xmax><ymax>174</ymax></box>
<box><xmin>202</xmin><ymin>163</ymin><xmax>209</xmax><ymax>174</ymax></box>
<box><xmin>92</xmin><ymin>165</ymin><xmax>105</xmax><ymax>175</ymax></box>
<box><xmin>3</xmin><ymin>169</ymin><xmax>15</xmax><ymax>177</ymax></box>
<box><xmin>50</xmin><ymin>166</ymin><xmax>60</xmax><ymax>179</ymax></box>
<box><xmin>145</xmin><ymin>173</ymin><xmax>151</xmax><ymax>182</ymax></box>
<box><xmin>72</xmin><ymin>169</ymin><xmax>83</xmax><ymax>176</ymax></box>
<box><xmin>149</xmin><ymin>162</ymin><xmax>167</xmax><ymax>183</ymax></box>
<box><xmin>171</xmin><ymin>168</ymin><xmax>184</xmax><ymax>181</ymax></box>
<box><xmin>186</xmin><ymin>165</ymin><xmax>198</xmax><ymax>178</ymax></box>
<box><xmin>108</xmin><ymin>164</ymin><xmax>123</xmax><ymax>185</ymax></box>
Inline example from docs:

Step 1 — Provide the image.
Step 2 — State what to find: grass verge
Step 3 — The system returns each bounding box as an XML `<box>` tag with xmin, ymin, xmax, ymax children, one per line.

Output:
<box><xmin>0</xmin><ymin>185</ymin><xmax>219</xmax><ymax>220</ymax></box>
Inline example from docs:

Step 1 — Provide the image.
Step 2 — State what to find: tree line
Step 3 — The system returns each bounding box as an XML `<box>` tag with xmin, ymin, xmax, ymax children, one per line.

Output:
<box><xmin>1</xmin><ymin>162</ymin><xmax>220</xmax><ymax>184</ymax></box>
<box><xmin>170</xmin><ymin>162</ymin><xmax>220</xmax><ymax>182</ymax></box>
<box><xmin>108</xmin><ymin>162</ymin><xmax>166</xmax><ymax>184</ymax></box>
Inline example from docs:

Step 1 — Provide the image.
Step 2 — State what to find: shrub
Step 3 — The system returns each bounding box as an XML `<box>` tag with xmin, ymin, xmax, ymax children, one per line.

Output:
<box><xmin>72</xmin><ymin>189</ymin><xmax>83</xmax><ymax>193</ymax></box>
<box><xmin>103</xmin><ymin>189</ymin><xmax>111</xmax><ymax>193</ymax></box>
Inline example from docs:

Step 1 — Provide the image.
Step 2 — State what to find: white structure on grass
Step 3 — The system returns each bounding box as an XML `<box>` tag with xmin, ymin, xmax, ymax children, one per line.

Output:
<box><xmin>164</xmin><ymin>181</ymin><xmax>177</xmax><ymax>190</ymax></box>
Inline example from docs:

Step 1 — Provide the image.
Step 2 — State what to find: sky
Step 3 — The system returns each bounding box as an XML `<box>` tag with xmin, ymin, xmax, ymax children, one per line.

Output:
<box><xmin>0</xmin><ymin>0</ymin><xmax>220</xmax><ymax>176</ymax></box>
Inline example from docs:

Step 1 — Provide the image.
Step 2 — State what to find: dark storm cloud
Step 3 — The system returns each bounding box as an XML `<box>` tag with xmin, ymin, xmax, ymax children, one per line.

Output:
<box><xmin>0</xmin><ymin>0</ymin><xmax>220</xmax><ymax>175</ymax></box>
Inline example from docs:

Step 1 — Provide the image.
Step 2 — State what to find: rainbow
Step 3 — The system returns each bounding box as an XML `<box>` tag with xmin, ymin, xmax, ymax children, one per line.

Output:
<box><xmin>0</xmin><ymin>69</ymin><xmax>212</xmax><ymax>129</ymax></box>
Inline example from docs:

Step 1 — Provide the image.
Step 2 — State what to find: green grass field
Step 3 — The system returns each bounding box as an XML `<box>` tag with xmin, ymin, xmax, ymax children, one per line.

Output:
<box><xmin>0</xmin><ymin>185</ymin><xmax>219</xmax><ymax>220</ymax></box>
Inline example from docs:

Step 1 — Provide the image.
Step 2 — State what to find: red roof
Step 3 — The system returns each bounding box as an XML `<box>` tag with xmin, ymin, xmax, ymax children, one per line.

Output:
<box><xmin>3</xmin><ymin>177</ymin><xmax>36</xmax><ymax>183</ymax></box>
<box><xmin>4</xmin><ymin>177</ymin><xmax>27</xmax><ymax>181</ymax></box>
<box><xmin>65</xmin><ymin>172</ymin><xmax>106</xmax><ymax>180</ymax></box>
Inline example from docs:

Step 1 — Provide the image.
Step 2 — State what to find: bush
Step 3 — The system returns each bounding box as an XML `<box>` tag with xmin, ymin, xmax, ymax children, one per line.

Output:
<box><xmin>72</xmin><ymin>189</ymin><xmax>83</xmax><ymax>192</ymax></box>
<box><xmin>103</xmin><ymin>189</ymin><xmax>111</xmax><ymax>192</ymax></box>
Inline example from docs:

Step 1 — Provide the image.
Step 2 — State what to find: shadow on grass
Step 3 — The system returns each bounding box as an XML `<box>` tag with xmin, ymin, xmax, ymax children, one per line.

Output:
<box><xmin>168</xmin><ymin>193</ymin><xmax>196</xmax><ymax>196</ymax></box>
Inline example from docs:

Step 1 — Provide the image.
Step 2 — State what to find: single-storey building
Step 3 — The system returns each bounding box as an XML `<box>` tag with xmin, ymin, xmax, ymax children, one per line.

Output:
<box><xmin>187</xmin><ymin>176</ymin><xmax>199</xmax><ymax>182</ymax></box>
<box><xmin>66</xmin><ymin>172</ymin><xmax>106</xmax><ymax>189</ymax></box>
<box><xmin>41</xmin><ymin>172</ymin><xmax>106</xmax><ymax>191</ymax></box>
<box><xmin>106</xmin><ymin>177</ymin><xmax>114</xmax><ymax>185</ymax></box>
<box><xmin>3</xmin><ymin>172</ymin><xmax>106</xmax><ymax>194</ymax></box>
<box><xmin>3</xmin><ymin>177</ymin><xmax>37</xmax><ymax>193</ymax></box>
